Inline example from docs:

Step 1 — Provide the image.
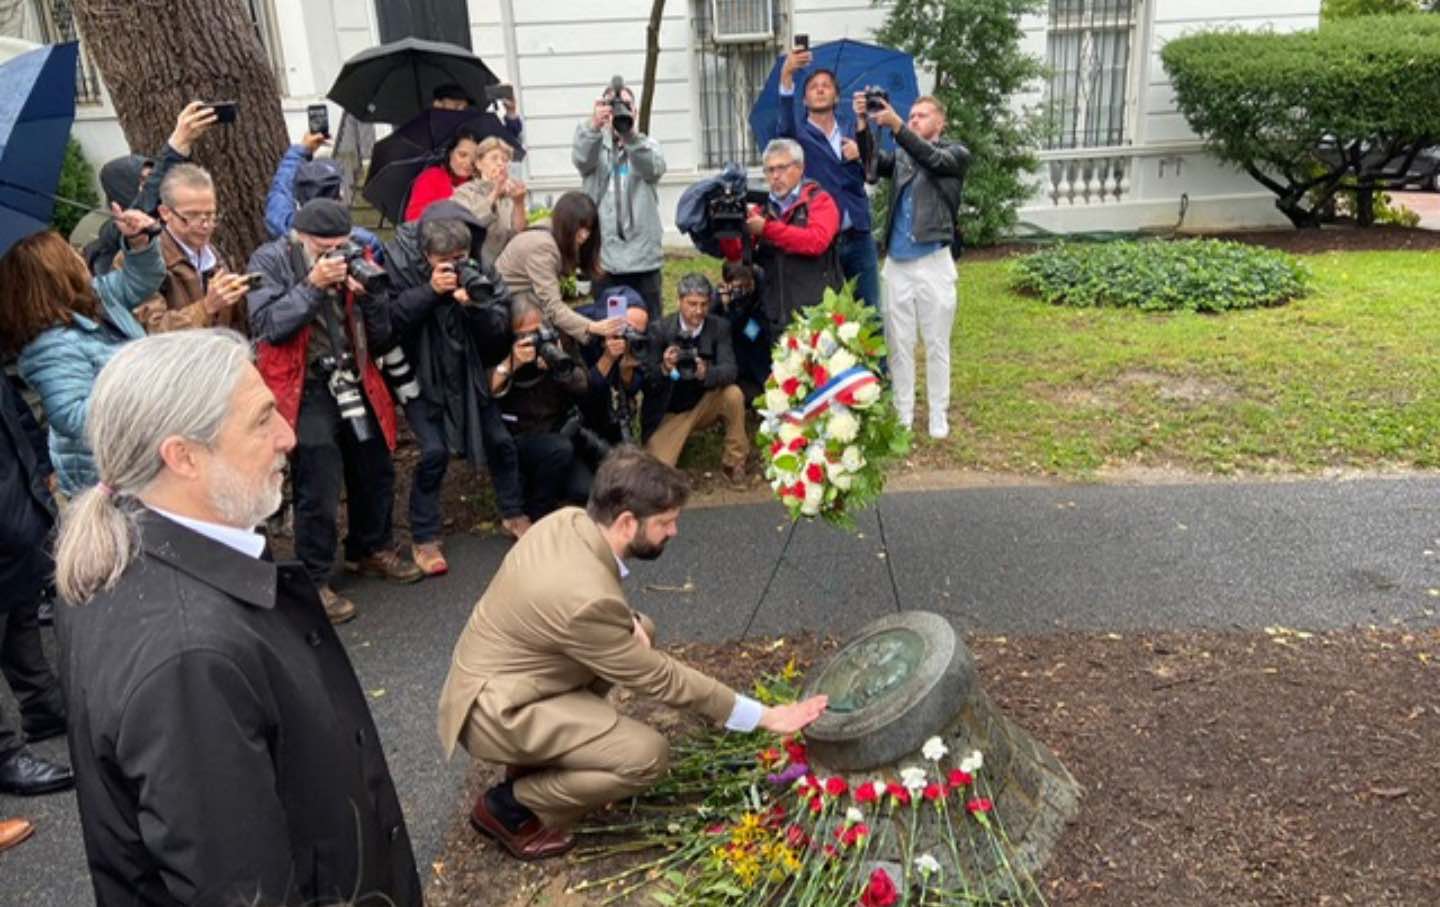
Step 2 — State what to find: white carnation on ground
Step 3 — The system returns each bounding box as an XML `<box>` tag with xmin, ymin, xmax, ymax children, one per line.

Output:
<box><xmin>764</xmin><ymin>389</ymin><xmax>790</xmax><ymax>415</ymax></box>
<box><xmin>922</xmin><ymin>736</ymin><xmax>948</xmax><ymax>761</ymax></box>
<box><xmin>841</xmin><ymin>445</ymin><xmax>865</xmax><ymax>472</ymax></box>
<box><xmin>899</xmin><ymin>765</ymin><xmax>927</xmax><ymax>792</ymax></box>
<box><xmin>826</xmin><ymin>411</ymin><xmax>859</xmax><ymax>443</ymax></box>
<box><xmin>914</xmin><ymin>853</ymin><xmax>942</xmax><ymax>876</ymax></box>
<box><xmin>827</xmin><ymin>348</ymin><xmax>858</xmax><ymax>375</ymax></box>
<box><xmin>838</xmin><ymin>321</ymin><xmax>861</xmax><ymax>343</ymax></box>
<box><xmin>845</xmin><ymin>806</ymin><xmax>864</xmax><ymax>825</ymax></box>
<box><xmin>960</xmin><ymin>750</ymin><xmax>984</xmax><ymax>774</ymax></box>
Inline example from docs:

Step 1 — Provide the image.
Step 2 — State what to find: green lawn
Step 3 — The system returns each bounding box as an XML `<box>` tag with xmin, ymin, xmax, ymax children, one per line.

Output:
<box><xmin>662</xmin><ymin>247</ymin><xmax>1440</xmax><ymax>477</ymax></box>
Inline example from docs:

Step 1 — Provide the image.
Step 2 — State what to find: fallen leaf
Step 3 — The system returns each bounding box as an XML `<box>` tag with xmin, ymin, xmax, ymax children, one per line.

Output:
<box><xmin>1368</xmin><ymin>786</ymin><xmax>1410</xmax><ymax>799</ymax></box>
<box><xmin>369</xmin><ymin>688</ymin><xmax>386</xmax><ymax>699</ymax></box>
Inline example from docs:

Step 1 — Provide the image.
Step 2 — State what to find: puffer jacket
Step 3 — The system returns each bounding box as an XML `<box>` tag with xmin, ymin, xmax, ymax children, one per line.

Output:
<box><xmin>18</xmin><ymin>240</ymin><xmax>165</xmax><ymax>494</ymax></box>
<box><xmin>572</xmin><ymin>122</ymin><xmax>666</xmax><ymax>274</ymax></box>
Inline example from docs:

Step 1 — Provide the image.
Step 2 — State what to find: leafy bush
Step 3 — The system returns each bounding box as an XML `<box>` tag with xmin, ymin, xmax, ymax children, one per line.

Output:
<box><xmin>1011</xmin><ymin>239</ymin><xmax>1309</xmax><ymax>313</ymax></box>
<box><xmin>52</xmin><ymin>138</ymin><xmax>100</xmax><ymax>238</ymax></box>
<box><xmin>1161</xmin><ymin>15</ymin><xmax>1440</xmax><ymax>227</ymax></box>
<box><xmin>1321</xmin><ymin>0</ymin><xmax>1422</xmax><ymax>20</ymax></box>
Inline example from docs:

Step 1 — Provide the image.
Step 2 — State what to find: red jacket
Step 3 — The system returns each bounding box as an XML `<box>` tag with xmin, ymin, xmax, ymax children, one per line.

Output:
<box><xmin>404</xmin><ymin>165</ymin><xmax>471</xmax><ymax>223</ymax></box>
<box><xmin>256</xmin><ymin>298</ymin><xmax>398</xmax><ymax>450</ymax></box>
<box><xmin>719</xmin><ymin>180</ymin><xmax>841</xmax><ymax>261</ymax></box>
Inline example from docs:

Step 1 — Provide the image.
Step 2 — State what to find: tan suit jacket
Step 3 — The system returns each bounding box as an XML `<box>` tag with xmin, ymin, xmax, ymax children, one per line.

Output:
<box><xmin>437</xmin><ymin>507</ymin><xmax>737</xmax><ymax>761</ymax></box>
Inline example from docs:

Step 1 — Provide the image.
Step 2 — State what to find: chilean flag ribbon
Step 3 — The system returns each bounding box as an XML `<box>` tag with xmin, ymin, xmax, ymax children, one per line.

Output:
<box><xmin>781</xmin><ymin>367</ymin><xmax>878</xmax><ymax>425</ymax></box>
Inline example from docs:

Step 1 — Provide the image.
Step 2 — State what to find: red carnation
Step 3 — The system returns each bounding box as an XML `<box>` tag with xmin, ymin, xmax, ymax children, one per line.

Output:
<box><xmin>785</xmin><ymin>824</ymin><xmax>810</xmax><ymax>849</ymax></box>
<box><xmin>811</xmin><ymin>365</ymin><xmax>830</xmax><ymax>387</ymax></box>
<box><xmin>854</xmin><ymin>782</ymin><xmax>878</xmax><ymax>804</ymax></box>
<box><xmin>840</xmin><ymin>823</ymin><xmax>870</xmax><ymax>847</ymax></box>
<box><xmin>923</xmin><ymin>783</ymin><xmax>946</xmax><ymax>802</ymax></box>
<box><xmin>860</xmin><ymin>868</ymin><xmax>899</xmax><ymax>907</ymax></box>
<box><xmin>705</xmin><ymin>822</ymin><xmax>727</xmax><ymax>836</ymax></box>
<box><xmin>833</xmin><ymin>313</ymin><xmax>846</xmax><ymax>326</ymax></box>
<box><xmin>886</xmin><ymin>782</ymin><xmax>911</xmax><ymax>806</ymax></box>
<box><xmin>947</xmin><ymin>769</ymin><xmax>973</xmax><ymax>790</ymax></box>
<box><xmin>806</xmin><ymin>463</ymin><xmax>825</xmax><ymax>484</ymax></box>
<box><xmin>788</xmin><ymin>437</ymin><xmax>807</xmax><ymax>452</ymax></box>
<box><xmin>770</xmin><ymin>440</ymin><xmax>783</xmax><ymax>456</ymax></box>
<box><xmin>808</xmin><ymin>795</ymin><xmax>823</xmax><ymax>814</ymax></box>
<box><xmin>824</xmin><ymin>777</ymin><xmax>848</xmax><ymax>798</ymax></box>
<box><xmin>787</xmin><ymin>336</ymin><xmax>800</xmax><ymax>350</ymax></box>
<box><xmin>966</xmin><ymin>797</ymin><xmax>994</xmax><ymax>814</ymax></box>
<box><xmin>783</xmin><ymin>738</ymin><xmax>808</xmax><ymax>763</ymax></box>
<box><xmin>781</xmin><ymin>377</ymin><xmax>801</xmax><ymax>397</ymax></box>
<box><xmin>790</xmin><ymin>481</ymin><xmax>806</xmax><ymax>499</ymax></box>
<box><xmin>822</xmin><ymin>842</ymin><xmax>839</xmax><ymax>859</ymax></box>
<box><xmin>811</xmin><ymin>331</ymin><xmax>821</xmax><ymax>348</ymax></box>
<box><xmin>837</xmin><ymin>388</ymin><xmax>857</xmax><ymax>407</ymax></box>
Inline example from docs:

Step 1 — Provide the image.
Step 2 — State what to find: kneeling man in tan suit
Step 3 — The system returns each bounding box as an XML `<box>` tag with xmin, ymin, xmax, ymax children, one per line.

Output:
<box><xmin>438</xmin><ymin>447</ymin><xmax>828</xmax><ymax>859</ymax></box>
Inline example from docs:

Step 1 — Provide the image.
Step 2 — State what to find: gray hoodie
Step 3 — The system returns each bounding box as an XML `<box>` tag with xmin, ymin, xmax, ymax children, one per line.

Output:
<box><xmin>572</xmin><ymin>122</ymin><xmax>667</xmax><ymax>274</ymax></box>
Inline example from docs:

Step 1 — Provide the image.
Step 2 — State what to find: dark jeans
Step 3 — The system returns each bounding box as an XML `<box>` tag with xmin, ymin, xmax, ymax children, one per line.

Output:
<box><xmin>594</xmin><ymin>269</ymin><xmax>663</xmax><ymax>323</ymax></box>
<box><xmin>292</xmin><ymin>379</ymin><xmax>396</xmax><ymax>586</ymax></box>
<box><xmin>0</xmin><ymin>602</ymin><xmax>65</xmax><ymax>760</ymax></box>
<box><xmin>478</xmin><ymin>400</ymin><xmax>525</xmax><ymax>519</ymax></box>
<box><xmin>514</xmin><ymin>432</ymin><xmax>592</xmax><ymax>521</ymax></box>
<box><xmin>404</xmin><ymin>397</ymin><xmax>449</xmax><ymax>545</ymax></box>
<box><xmin>839</xmin><ymin>230</ymin><xmax>882</xmax><ymax>315</ymax></box>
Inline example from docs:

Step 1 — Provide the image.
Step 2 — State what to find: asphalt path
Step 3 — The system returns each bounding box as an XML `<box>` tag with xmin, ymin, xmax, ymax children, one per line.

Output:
<box><xmin>5</xmin><ymin>475</ymin><xmax>1438</xmax><ymax>904</ymax></box>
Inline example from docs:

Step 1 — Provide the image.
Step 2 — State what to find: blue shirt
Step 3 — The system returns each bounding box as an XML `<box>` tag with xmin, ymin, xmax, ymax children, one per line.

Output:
<box><xmin>887</xmin><ymin>182</ymin><xmax>946</xmax><ymax>262</ymax></box>
<box><xmin>777</xmin><ymin>83</ymin><xmax>870</xmax><ymax>235</ymax></box>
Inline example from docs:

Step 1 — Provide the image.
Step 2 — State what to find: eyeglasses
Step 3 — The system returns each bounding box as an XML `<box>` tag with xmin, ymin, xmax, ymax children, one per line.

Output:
<box><xmin>763</xmin><ymin>162</ymin><xmax>800</xmax><ymax>176</ymax></box>
<box><xmin>169</xmin><ymin>210</ymin><xmax>221</xmax><ymax>227</ymax></box>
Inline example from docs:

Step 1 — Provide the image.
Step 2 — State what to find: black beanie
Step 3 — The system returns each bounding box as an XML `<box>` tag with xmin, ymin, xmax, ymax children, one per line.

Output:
<box><xmin>293</xmin><ymin>198</ymin><xmax>351</xmax><ymax>238</ymax></box>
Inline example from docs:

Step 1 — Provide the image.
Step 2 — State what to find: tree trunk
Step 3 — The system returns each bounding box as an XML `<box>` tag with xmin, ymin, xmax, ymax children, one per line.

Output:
<box><xmin>71</xmin><ymin>0</ymin><xmax>289</xmax><ymax>268</ymax></box>
<box><xmin>638</xmin><ymin>0</ymin><xmax>666</xmax><ymax>135</ymax></box>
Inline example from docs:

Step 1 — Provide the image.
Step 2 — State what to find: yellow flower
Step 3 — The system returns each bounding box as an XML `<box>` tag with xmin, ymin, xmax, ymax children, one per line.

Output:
<box><xmin>781</xmin><ymin>657</ymin><xmax>800</xmax><ymax>682</ymax></box>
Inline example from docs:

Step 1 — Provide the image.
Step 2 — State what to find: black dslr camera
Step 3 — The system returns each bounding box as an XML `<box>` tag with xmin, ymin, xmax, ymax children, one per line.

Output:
<box><xmin>518</xmin><ymin>324</ymin><xmax>577</xmax><ymax>377</ymax></box>
<box><xmin>864</xmin><ymin>86</ymin><xmax>891</xmax><ymax>114</ymax></box>
<box><xmin>440</xmin><ymin>257</ymin><xmax>498</xmax><ymax>301</ymax></box>
<box><xmin>325</xmin><ymin>241</ymin><xmax>388</xmax><ymax>295</ymax></box>
<box><xmin>606</xmin><ymin>75</ymin><xmax>635</xmax><ymax>134</ymax></box>
<box><xmin>673</xmin><ymin>335</ymin><xmax>702</xmax><ymax>381</ymax></box>
<box><xmin>319</xmin><ymin>352</ymin><xmax>374</xmax><ymax>443</ymax></box>
<box><xmin>620</xmin><ymin>325</ymin><xmax>651</xmax><ymax>358</ymax></box>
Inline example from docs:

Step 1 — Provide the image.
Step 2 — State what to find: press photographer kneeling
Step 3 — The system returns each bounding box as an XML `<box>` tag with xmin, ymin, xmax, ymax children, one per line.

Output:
<box><xmin>490</xmin><ymin>300</ymin><xmax>600</xmax><ymax>525</ymax></box>
<box><xmin>578</xmin><ymin>286</ymin><xmax>650</xmax><ymax>446</ymax></box>
<box><xmin>642</xmin><ymin>273</ymin><xmax>748</xmax><ymax>487</ymax></box>
<box><xmin>248</xmin><ymin>199</ymin><xmax>422</xmax><ymax>624</ymax></box>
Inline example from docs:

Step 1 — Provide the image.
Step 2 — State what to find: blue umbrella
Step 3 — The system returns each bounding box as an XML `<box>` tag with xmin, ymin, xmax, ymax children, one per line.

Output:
<box><xmin>0</xmin><ymin>42</ymin><xmax>79</xmax><ymax>256</ymax></box>
<box><xmin>748</xmin><ymin>39</ymin><xmax>920</xmax><ymax>154</ymax></box>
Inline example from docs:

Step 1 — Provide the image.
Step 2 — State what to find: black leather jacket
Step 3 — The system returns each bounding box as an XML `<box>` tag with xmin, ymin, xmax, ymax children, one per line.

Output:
<box><xmin>858</xmin><ymin>124</ymin><xmax>970</xmax><ymax>255</ymax></box>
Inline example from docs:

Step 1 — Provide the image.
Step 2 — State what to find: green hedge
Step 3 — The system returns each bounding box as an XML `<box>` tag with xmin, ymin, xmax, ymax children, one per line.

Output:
<box><xmin>1011</xmin><ymin>239</ymin><xmax>1309</xmax><ymax>313</ymax></box>
<box><xmin>52</xmin><ymin>138</ymin><xmax>100</xmax><ymax>239</ymax></box>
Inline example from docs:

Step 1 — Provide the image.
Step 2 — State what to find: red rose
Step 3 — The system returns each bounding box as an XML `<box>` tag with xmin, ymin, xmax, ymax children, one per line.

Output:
<box><xmin>806</xmin><ymin>463</ymin><xmax>825</xmax><ymax>484</ymax></box>
<box><xmin>947</xmin><ymin>769</ymin><xmax>973</xmax><ymax>790</ymax></box>
<box><xmin>788</xmin><ymin>437</ymin><xmax>808</xmax><ymax>452</ymax></box>
<box><xmin>787</xmin><ymin>336</ymin><xmax>800</xmax><ymax>350</ymax></box>
<box><xmin>833</xmin><ymin>313</ymin><xmax>846</xmax><ymax>326</ymax></box>
<box><xmin>824</xmin><ymin>777</ymin><xmax>848</xmax><ymax>798</ymax></box>
<box><xmin>860</xmin><ymin>868</ymin><xmax>899</xmax><ymax>907</ymax></box>
<box><xmin>837</xmin><ymin>388</ymin><xmax>857</xmax><ymax>407</ymax></box>
<box><xmin>791</xmin><ymin>481</ymin><xmax>806</xmax><ymax>499</ymax></box>
<box><xmin>966</xmin><ymin>797</ymin><xmax>994</xmax><ymax>814</ymax></box>
<box><xmin>854</xmin><ymin>782</ymin><xmax>878</xmax><ymax>804</ymax></box>
<box><xmin>808</xmin><ymin>795</ymin><xmax>823</xmax><ymax>814</ymax></box>
<box><xmin>781</xmin><ymin>377</ymin><xmax>801</xmax><ymax>397</ymax></box>
<box><xmin>923</xmin><ymin>783</ymin><xmax>946</xmax><ymax>802</ymax></box>
<box><xmin>770</xmin><ymin>439</ymin><xmax>783</xmax><ymax>456</ymax></box>
<box><xmin>886</xmin><ymin>782</ymin><xmax>911</xmax><ymax>806</ymax></box>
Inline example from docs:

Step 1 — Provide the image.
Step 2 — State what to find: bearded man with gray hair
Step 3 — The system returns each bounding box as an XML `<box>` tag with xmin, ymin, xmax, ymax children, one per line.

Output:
<box><xmin>52</xmin><ymin>329</ymin><xmax>421</xmax><ymax>907</ymax></box>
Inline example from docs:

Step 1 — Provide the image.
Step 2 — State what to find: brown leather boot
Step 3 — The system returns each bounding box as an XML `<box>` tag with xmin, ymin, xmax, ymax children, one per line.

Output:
<box><xmin>317</xmin><ymin>586</ymin><xmax>357</xmax><ymax>625</ymax></box>
<box><xmin>347</xmin><ymin>547</ymin><xmax>424</xmax><ymax>584</ymax></box>
<box><xmin>0</xmin><ymin>817</ymin><xmax>34</xmax><ymax>853</ymax></box>
<box><xmin>469</xmin><ymin>789</ymin><xmax>574</xmax><ymax>861</ymax></box>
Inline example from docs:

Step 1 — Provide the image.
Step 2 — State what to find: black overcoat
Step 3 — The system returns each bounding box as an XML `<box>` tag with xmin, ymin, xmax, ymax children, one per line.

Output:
<box><xmin>56</xmin><ymin>509</ymin><xmax>422</xmax><ymax>907</ymax></box>
<box><xmin>0</xmin><ymin>375</ymin><xmax>55</xmax><ymax>609</ymax></box>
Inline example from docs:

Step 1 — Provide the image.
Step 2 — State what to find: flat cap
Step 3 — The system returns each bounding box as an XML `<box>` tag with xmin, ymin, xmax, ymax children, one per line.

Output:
<box><xmin>293</xmin><ymin>198</ymin><xmax>351</xmax><ymax>238</ymax></box>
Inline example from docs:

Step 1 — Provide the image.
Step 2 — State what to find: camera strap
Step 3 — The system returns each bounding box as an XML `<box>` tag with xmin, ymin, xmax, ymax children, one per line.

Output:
<box><xmin>292</xmin><ymin>239</ymin><xmax>355</xmax><ymax>368</ymax></box>
<box><xmin>611</xmin><ymin>145</ymin><xmax>629</xmax><ymax>241</ymax></box>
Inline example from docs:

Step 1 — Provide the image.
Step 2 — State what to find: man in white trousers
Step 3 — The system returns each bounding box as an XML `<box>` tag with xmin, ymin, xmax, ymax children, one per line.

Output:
<box><xmin>855</xmin><ymin>93</ymin><xmax>970</xmax><ymax>438</ymax></box>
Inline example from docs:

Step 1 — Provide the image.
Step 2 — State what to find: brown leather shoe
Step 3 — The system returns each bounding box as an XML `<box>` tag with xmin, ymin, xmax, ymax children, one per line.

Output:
<box><xmin>469</xmin><ymin>790</ymin><xmax>574</xmax><ymax>861</ymax></box>
<box><xmin>317</xmin><ymin>586</ymin><xmax>357</xmax><ymax>625</ymax></box>
<box><xmin>348</xmin><ymin>548</ymin><xmax>424</xmax><ymax>584</ymax></box>
<box><xmin>411</xmin><ymin>542</ymin><xmax>448</xmax><ymax>577</ymax></box>
<box><xmin>0</xmin><ymin>817</ymin><xmax>34</xmax><ymax>853</ymax></box>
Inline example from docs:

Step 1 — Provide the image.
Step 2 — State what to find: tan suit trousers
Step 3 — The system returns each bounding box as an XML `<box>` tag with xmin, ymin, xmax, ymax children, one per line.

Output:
<box><xmin>645</xmin><ymin>385</ymin><xmax>748</xmax><ymax>470</ymax></box>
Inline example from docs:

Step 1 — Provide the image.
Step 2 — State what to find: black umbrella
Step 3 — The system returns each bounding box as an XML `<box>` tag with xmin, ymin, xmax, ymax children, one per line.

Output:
<box><xmin>363</xmin><ymin>112</ymin><xmax>525</xmax><ymax>225</ymax></box>
<box><xmin>328</xmin><ymin>37</ymin><xmax>500</xmax><ymax>125</ymax></box>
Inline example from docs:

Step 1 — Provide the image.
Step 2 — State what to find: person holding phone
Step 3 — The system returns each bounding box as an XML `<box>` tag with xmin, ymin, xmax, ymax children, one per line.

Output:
<box><xmin>452</xmin><ymin>136</ymin><xmax>528</xmax><ymax>265</ymax></box>
<box><xmin>263</xmin><ymin>123</ymin><xmax>385</xmax><ymax>258</ymax></box>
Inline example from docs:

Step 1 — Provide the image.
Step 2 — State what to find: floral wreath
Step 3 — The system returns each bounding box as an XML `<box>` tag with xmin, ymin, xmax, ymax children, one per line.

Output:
<box><xmin>755</xmin><ymin>283</ymin><xmax>910</xmax><ymax>528</ymax></box>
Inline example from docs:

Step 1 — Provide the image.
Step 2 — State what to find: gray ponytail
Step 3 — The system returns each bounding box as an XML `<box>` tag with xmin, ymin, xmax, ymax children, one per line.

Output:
<box><xmin>53</xmin><ymin>329</ymin><xmax>253</xmax><ymax>604</ymax></box>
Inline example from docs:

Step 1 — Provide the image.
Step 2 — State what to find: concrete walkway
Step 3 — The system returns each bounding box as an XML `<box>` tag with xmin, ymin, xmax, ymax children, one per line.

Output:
<box><xmin>5</xmin><ymin>476</ymin><xmax>1439</xmax><ymax>905</ymax></box>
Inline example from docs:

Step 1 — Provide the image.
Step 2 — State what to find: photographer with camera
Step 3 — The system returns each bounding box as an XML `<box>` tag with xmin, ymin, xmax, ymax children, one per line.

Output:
<box><xmin>488</xmin><ymin>300</ymin><xmax>597</xmax><ymax>533</ymax></box>
<box><xmin>718</xmin><ymin>139</ymin><xmax>843</xmax><ymax>340</ymax></box>
<box><xmin>641</xmin><ymin>274</ymin><xmax>748</xmax><ymax>487</ymax></box>
<box><xmin>382</xmin><ymin>200</ymin><xmax>518</xmax><ymax>571</ymax></box>
<box><xmin>248</xmin><ymin>199</ymin><xmax>423</xmax><ymax>623</ymax></box>
<box><xmin>577</xmin><ymin>286</ymin><xmax>650</xmax><ymax>446</ymax></box>
<box><xmin>711</xmin><ymin>260</ymin><xmax>771</xmax><ymax>402</ymax></box>
<box><xmin>855</xmin><ymin>92</ymin><xmax>970</xmax><ymax>439</ymax></box>
<box><xmin>573</xmin><ymin>77</ymin><xmax>667</xmax><ymax>321</ymax></box>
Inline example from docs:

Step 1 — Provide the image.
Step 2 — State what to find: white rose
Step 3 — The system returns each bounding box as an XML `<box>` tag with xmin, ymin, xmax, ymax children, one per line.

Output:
<box><xmin>838</xmin><ymin>321</ymin><xmax>862</xmax><ymax>344</ymax></box>
<box><xmin>764</xmin><ymin>389</ymin><xmax>790</xmax><ymax>415</ymax></box>
<box><xmin>845</xmin><ymin>806</ymin><xmax>865</xmax><ymax>825</ymax></box>
<box><xmin>802</xmin><ymin>481</ymin><xmax>824</xmax><ymax>515</ymax></box>
<box><xmin>807</xmin><ymin>442</ymin><xmax>828</xmax><ymax>464</ymax></box>
<box><xmin>779</xmin><ymin>422</ymin><xmax>803</xmax><ymax>444</ymax></box>
<box><xmin>899</xmin><ymin>765</ymin><xmax>927</xmax><ymax>792</ymax></box>
<box><xmin>830</xmin><ymin>471</ymin><xmax>854</xmax><ymax>491</ymax></box>
<box><xmin>960</xmin><ymin>750</ymin><xmax>984</xmax><ymax>774</ymax></box>
<box><xmin>785</xmin><ymin>349</ymin><xmax>807</xmax><ymax>375</ymax></box>
<box><xmin>841</xmin><ymin>445</ymin><xmax>865</xmax><ymax>472</ymax></box>
<box><xmin>770</xmin><ymin>359</ymin><xmax>794</xmax><ymax>384</ymax></box>
<box><xmin>922</xmin><ymin>736</ymin><xmax>948</xmax><ymax>762</ymax></box>
<box><xmin>827</xmin><ymin>348</ymin><xmax>858</xmax><ymax>375</ymax></box>
<box><xmin>914</xmin><ymin>853</ymin><xmax>942</xmax><ymax>877</ymax></box>
<box><xmin>852</xmin><ymin>381</ymin><xmax>881</xmax><ymax>407</ymax></box>
<box><xmin>826</xmin><ymin>411</ymin><xmax>859</xmax><ymax>443</ymax></box>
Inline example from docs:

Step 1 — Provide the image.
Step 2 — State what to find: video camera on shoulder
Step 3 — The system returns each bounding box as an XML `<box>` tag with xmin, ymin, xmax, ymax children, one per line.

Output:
<box><xmin>518</xmin><ymin>324</ymin><xmax>577</xmax><ymax>377</ymax></box>
<box><xmin>325</xmin><ymin>241</ymin><xmax>388</xmax><ymax>295</ymax></box>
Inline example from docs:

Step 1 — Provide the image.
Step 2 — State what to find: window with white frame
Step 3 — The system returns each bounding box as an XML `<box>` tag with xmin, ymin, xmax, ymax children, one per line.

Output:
<box><xmin>1043</xmin><ymin>0</ymin><xmax>1140</xmax><ymax>150</ymax></box>
<box><xmin>243</xmin><ymin>0</ymin><xmax>288</xmax><ymax>95</ymax></box>
<box><xmin>692</xmin><ymin>0</ymin><xmax>787</xmax><ymax>169</ymax></box>
<box><xmin>31</xmin><ymin>0</ymin><xmax>103</xmax><ymax>105</ymax></box>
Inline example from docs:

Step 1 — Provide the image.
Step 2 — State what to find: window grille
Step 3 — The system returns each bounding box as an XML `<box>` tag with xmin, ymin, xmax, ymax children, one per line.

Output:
<box><xmin>243</xmin><ymin>0</ymin><xmax>288</xmax><ymax>95</ymax></box>
<box><xmin>693</xmin><ymin>0</ymin><xmax>786</xmax><ymax>169</ymax></box>
<box><xmin>712</xmin><ymin>0</ymin><xmax>774</xmax><ymax>43</ymax></box>
<box><xmin>1043</xmin><ymin>0</ymin><xmax>1138</xmax><ymax>150</ymax></box>
<box><xmin>32</xmin><ymin>0</ymin><xmax>102</xmax><ymax>105</ymax></box>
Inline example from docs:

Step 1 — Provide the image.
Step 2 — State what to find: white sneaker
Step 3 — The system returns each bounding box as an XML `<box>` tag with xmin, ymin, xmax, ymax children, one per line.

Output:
<box><xmin>928</xmin><ymin>414</ymin><xmax>949</xmax><ymax>439</ymax></box>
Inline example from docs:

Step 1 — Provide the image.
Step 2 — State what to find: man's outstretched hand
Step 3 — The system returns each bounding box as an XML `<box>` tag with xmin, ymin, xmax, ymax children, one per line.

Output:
<box><xmin>759</xmin><ymin>695</ymin><xmax>828</xmax><ymax>734</ymax></box>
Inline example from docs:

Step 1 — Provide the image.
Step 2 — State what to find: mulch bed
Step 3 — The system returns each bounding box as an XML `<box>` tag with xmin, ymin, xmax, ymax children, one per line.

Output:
<box><xmin>424</xmin><ymin>628</ymin><xmax>1440</xmax><ymax>906</ymax></box>
<box><xmin>965</xmin><ymin>223</ymin><xmax>1440</xmax><ymax>262</ymax></box>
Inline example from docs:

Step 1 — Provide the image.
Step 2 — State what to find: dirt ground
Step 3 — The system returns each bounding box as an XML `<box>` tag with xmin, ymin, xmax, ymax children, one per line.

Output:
<box><xmin>423</xmin><ymin>628</ymin><xmax>1440</xmax><ymax>907</ymax></box>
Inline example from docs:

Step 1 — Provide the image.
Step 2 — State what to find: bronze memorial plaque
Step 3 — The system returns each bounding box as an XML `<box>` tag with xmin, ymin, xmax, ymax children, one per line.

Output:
<box><xmin>812</xmin><ymin>628</ymin><xmax>927</xmax><ymax>713</ymax></box>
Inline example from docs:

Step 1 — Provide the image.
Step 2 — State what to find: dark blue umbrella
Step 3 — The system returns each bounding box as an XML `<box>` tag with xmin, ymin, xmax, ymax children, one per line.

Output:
<box><xmin>0</xmin><ymin>42</ymin><xmax>79</xmax><ymax>256</ymax></box>
<box><xmin>748</xmin><ymin>39</ymin><xmax>920</xmax><ymax>154</ymax></box>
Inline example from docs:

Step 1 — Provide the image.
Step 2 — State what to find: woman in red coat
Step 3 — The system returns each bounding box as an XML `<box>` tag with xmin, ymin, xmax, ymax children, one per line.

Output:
<box><xmin>403</xmin><ymin>125</ymin><xmax>482</xmax><ymax>222</ymax></box>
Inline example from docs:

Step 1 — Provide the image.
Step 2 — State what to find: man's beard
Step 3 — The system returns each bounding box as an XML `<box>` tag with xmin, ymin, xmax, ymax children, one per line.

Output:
<box><xmin>208</xmin><ymin>455</ymin><xmax>286</xmax><ymax>530</ymax></box>
<box><xmin>624</xmin><ymin>533</ymin><xmax>669</xmax><ymax>562</ymax></box>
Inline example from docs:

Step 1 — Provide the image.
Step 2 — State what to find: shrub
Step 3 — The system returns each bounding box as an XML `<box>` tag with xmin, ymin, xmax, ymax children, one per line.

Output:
<box><xmin>1011</xmin><ymin>239</ymin><xmax>1309</xmax><ymax>313</ymax></box>
<box><xmin>52</xmin><ymin>138</ymin><xmax>100</xmax><ymax>239</ymax></box>
<box><xmin>1161</xmin><ymin>15</ymin><xmax>1440</xmax><ymax>228</ymax></box>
